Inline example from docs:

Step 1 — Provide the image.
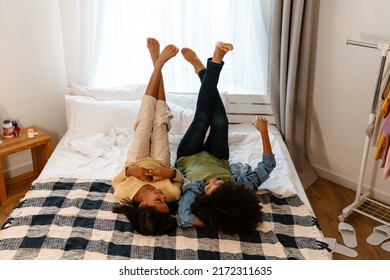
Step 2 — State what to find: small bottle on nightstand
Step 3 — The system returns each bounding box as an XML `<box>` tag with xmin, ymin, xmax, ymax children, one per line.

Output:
<box><xmin>12</xmin><ymin>120</ymin><xmax>20</xmax><ymax>136</ymax></box>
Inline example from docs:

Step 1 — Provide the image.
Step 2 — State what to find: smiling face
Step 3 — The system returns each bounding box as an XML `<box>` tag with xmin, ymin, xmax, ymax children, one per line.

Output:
<box><xmin>204</xmin><ymin>178</ymin><xmax>225</xmax><ymax>196</ymax></box>
<box><xmin>133</xmin><ymin>184</ymin><xmax>169</xmax><ymax>213</ymax></box>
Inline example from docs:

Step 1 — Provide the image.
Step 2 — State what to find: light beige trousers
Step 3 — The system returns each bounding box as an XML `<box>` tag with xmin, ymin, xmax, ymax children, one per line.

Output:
<box><xmin>127</xmin><ymin>95</ymin><xmax>173</xmax><ymax>165</ymax></box>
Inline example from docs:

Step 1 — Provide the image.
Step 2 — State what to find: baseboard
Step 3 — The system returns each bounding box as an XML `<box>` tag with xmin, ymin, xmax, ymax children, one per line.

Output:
<box><xmin>3</xmin><ymin>162</ymin><xmax>33</xmax><ymax>180</ymax></box>
<box><xmin>312</xmin><ymin>164</ymin><xmax>390</xmax><ymax>205</ymax></box>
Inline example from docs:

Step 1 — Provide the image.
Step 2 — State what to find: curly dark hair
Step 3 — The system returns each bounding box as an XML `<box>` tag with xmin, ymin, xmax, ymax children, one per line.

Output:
<box><xmin>112</xmin><ymin>199</ymin><xmax>177</xmax><ymax>236</ymax></box>
<box><xmin>191</xmin><ymin>181</ymin><xmax>262</xmax><ymax>234</ymax></box>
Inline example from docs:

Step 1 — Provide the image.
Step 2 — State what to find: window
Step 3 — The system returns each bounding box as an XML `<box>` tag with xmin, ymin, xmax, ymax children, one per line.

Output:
<box><xmin>75</xmin><ymin>0</ymin><xmax>270</xmax><ymax>94</ymax></box>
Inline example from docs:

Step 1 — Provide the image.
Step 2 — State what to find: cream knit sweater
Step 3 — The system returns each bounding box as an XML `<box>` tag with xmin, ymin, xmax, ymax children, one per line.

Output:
<box><xmin>112</xmin><ymin>157</ymin><xmax>183</xmax><ymax>203</ymax></box>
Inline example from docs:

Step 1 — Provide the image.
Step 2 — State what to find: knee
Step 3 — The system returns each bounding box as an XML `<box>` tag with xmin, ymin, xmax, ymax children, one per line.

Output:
<box><xmin>213</xmin><ymin>114</ymin><xmax>229</xmax><ymax>129</ymax></box>
<box><xmin>193</xmin><ymin>112</ymin><xmax>210</xmax><ymax>125</ymax></box>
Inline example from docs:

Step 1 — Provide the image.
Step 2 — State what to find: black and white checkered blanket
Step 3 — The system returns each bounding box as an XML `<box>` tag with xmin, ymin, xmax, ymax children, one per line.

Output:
<box><xmin>0</xmin><ymin>179</ymin><xmax>331</xmax><ymax>260</ymax></box>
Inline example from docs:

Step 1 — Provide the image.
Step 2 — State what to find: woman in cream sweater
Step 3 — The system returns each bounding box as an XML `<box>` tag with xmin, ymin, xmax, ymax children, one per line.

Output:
<box><xmin>112</xmin><ymin>38</ymin><xmax>183</xmax><ymax>236</ymax></box>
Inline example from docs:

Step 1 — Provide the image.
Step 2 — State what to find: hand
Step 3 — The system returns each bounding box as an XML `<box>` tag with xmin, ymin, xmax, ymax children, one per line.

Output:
<box><xmin>253</xmin><ymin>115</ymin><xmax>268</xmax><ymax>134</ymax></box>
<box><xmin>193</xmin><ymin>218</ymin><xmax>206</xmax><ymax>227</ymax></box>
<box><xmin>125</xmin><ymin>166</ymin><xmax>153</xmax><ymax>182</ymax></box>
<box><xmin>151</xmin><ymin>167</ymin><xmax>175</xmax><ymax>181</ymax></box>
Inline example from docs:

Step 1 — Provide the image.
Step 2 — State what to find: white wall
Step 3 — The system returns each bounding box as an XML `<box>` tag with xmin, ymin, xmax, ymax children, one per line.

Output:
<box><xmin>0</xmin><ymin>0</ymin><xmax>67</xmax><ymax>176</ymax></box>
<box><xmin>309</xmin><ymin>0</ymin><xmax>390</xmax><ymax>203</ymax></box>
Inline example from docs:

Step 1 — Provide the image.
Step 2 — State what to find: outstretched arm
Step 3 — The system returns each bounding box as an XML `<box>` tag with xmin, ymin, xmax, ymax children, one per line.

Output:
<box><xmin>234</xmin><ymin>116</ymin><xmax>276</xmax><ymax>192</ymax></box>
<box><xmin>254</xmin><ymin>115</ymin><xmax>272</xmax><ymax>156</ymax></box>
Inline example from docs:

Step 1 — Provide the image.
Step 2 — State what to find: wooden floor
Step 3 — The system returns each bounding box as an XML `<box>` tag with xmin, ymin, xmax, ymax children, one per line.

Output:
<box><xmin>0</xmin><ymin>201</ymin><xmax>18</xmax><ymax>228</ymax></box>
<box><xmin>306</xmin><ymin>177</ymin><xmax>390</xmax><ymax>260</ymax></box>
<box><xmin>1</xmin><ymin>176</ymin><xmax>390</xmax><ymax>259</ymax></box>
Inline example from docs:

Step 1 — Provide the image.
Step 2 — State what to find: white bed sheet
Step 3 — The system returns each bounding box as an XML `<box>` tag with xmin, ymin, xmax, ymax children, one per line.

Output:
<box><xmin>35</xmin><ymin>124</ymin><xmax>310</xmax><ymax>208</ymax></box>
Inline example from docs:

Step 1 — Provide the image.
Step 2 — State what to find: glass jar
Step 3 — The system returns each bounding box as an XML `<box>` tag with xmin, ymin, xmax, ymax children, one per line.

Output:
<box><xmin>3</xmin><ymin>120</ymin><xmax>14</xmax><ymax>138</ymax></box>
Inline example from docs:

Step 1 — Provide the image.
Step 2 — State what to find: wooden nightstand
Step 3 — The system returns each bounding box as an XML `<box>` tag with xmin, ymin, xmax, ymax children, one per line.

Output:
<box><xmin>0</xmin><ymin>128</ymin><xmax>52</xmax><ymax>206</ymax></box>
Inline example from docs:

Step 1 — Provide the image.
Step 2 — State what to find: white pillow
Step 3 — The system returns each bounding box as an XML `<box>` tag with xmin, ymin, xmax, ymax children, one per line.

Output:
<box><xmin>166</xmin><ymin>92</ymin><xmax>197</xmax><ymax>111</ymax></box>
<box><xmin>65</xmin><ymin>95</ymin><xmax>140</xmax><ymax>147</ymax></box>
<box><xmin>166</xmin><ymin>92</ymin><xmax>229</xmax><ymax>135</ymax></box>
<box><xmin>168</xmin><ymin>103</ymin><xmax>195</xmax><ymax>135</ymax></box>
<box><xmin>71</xmin><ymin>84</ymin><xmax>147</xmax><ymax>100</ymax></box>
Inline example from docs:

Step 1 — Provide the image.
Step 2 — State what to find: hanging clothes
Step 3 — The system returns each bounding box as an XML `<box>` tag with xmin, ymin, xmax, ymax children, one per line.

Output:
<box><xmin>381</xmin><ymin>116</ymin><xmax>390</xmax><ymax>166</ymax></box>
<box><xmin>373</xmin><ymin>63</ymin><xmax>390</xmax><ymax>161</ymax></box>
<box><xmin>381</xmin><ymin>65</ymin><xmax>390</xmax><ymax>100</ymax></box>
<box><xmin>383</xmin><ymin>146</ymin><xmax>390</xmax><ymax>179</ymax></box>
<box><xmin>380</xmin><ymin>114</ymin><xmax>390</xmax><ymax>178</ymax></box>
<box><xmin>375</xmin><ymin>132</ymin><xmax>386</xmax><ymax>160</ymax></box>
<box><xmin>372</xmin><ymin>62</ymin><xmax>390</xmax><ymax>148</ymax></box>
<box><xmin>373</xmin><ymin>100</ymin><xmax>390</xmax><ymax>160</ymax></box>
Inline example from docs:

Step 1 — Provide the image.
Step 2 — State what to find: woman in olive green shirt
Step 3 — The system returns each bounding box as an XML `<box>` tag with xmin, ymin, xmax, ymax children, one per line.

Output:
<box><xmin>176</xmin><ymin>42</ymin><xmax>275</xmax><ymax>234</ymax></box>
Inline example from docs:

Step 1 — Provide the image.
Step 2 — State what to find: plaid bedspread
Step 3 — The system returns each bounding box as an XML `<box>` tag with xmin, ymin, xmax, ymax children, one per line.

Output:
<box><xmin>0</xmin><ymin>179</ymin><xmax>331</xmax><ymax>260</ymax></box>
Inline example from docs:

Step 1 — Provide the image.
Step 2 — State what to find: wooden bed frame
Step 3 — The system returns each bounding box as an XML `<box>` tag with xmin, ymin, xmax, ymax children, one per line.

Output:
<box><xmin>223</xmin><ymin>93</ymin><xmax>275</xmax><ymax>124</ymax></box>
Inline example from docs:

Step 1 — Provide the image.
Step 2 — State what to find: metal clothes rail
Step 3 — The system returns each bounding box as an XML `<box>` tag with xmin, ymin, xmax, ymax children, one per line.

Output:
<box><xmin>338</xmin><ymin>39</ymin><xmax>390</xmax><ymax>226</ymax></box>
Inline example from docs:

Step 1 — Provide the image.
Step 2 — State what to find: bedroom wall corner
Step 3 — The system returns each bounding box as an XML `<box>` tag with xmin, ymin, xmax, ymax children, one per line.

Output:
<box><xmin>0</xmin><ymin>0</ymin><xmax>67</xmax><ymax>176</ymax></box>
<box><xmin>307</xmin><ymin>0</ymin><xmax>390</xmax><ymax>205</ymax></box>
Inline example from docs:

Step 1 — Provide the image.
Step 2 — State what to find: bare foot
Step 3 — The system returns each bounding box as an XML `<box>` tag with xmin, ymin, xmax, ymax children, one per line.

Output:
<box><xmin>212</xmin><ymin>41</ymin><xmax>234</xmax><ymax>64</ymax></box>
<box><xmin>181</xmin><ymin>48</ymin><xmax>205</xmax><ymax>74</ymax></box>
<box><xmin>154</xmin><ymin>44</ymin><xmax>179</xmax><ymax>68</ymax></box>
<box><xmin>147</xmin><ymin>37</ymin><xmax>160</xmax><ymax>65</ymax></box>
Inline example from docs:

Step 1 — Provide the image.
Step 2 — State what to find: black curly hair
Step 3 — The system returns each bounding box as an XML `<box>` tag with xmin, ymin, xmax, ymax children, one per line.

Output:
<box><xmin>112</xmin><ymin>199</ymin><xmax>177</xmax><ymax>236</ymax></box>
<box><xmin>191</xmin><ymin>181</ymin><xmax>262</xmax><ymax>234</ymax></box>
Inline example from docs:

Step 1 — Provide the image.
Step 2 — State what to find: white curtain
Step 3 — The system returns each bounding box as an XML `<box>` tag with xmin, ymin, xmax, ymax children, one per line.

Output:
<box><xmin>59</xmin><ymin>0</ymin><xmax>271</xmax><ymax>95</ymax></box>
<box><xmin>59</xmin><ymin>0</ymin><xmax>105</xmax><ymax>86</ymax></box>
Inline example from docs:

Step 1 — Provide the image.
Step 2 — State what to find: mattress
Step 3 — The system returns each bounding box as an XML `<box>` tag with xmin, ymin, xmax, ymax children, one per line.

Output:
<box><xmin>35</xmin><ymin>124</ymin><xmax>308</xmax><ymax>207</ymax></box>
<box><xmin>0</xmin><ymin>89</ymin><xmax>331</xmax><ymax>260</ymax></box>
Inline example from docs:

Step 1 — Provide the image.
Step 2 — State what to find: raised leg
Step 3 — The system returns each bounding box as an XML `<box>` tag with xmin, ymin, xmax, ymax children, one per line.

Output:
<box><xmin>127</xmin><ymin>40</ymin><xmax>178</xmax><ymax>163</ymax></box>
<box><xmin>177</xmin><ymin>42</ymin><xmax>233</xmax><ymax>160</ymax></box>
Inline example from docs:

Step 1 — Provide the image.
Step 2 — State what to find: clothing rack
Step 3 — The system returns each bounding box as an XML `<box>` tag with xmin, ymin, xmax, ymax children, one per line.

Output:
<box><xmin>338</xmin><ymin>39</ymin><xmax>390</xmax><ymax>226</ymax></box>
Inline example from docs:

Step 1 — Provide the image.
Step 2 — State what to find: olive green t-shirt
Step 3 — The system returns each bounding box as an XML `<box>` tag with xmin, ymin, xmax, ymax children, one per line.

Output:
<box><xmin>176</xmin><ymin>151</ymin><xmax>231</xmax><ymax>183</ymax></box>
